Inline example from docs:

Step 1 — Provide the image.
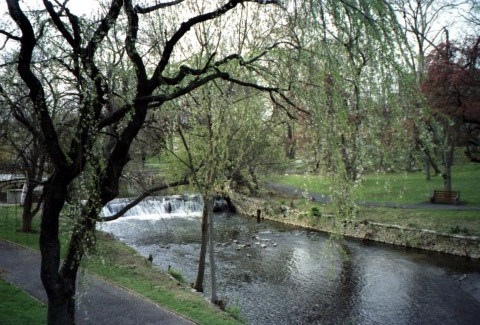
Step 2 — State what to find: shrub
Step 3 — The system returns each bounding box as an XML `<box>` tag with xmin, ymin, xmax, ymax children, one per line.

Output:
<box><xmin>167</xmin><ymin>266</ymin><xmax>185</xmax><ymax>283</ymax></box>
<box><xmin>310</xmin><ymin>207</ymin><xmax>322</xmax><ymax>217</ymax></box>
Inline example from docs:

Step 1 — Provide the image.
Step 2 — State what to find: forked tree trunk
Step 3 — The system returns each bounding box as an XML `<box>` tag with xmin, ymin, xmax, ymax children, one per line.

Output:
<box><xmin>47</xmin><ymin>291</ymin><xmax>76</xmax><ymax>325</ymax></box>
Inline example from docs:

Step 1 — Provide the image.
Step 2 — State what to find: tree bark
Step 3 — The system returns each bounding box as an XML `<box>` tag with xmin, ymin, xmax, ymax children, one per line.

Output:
<box><xmin>21</xmin><ymin>182</ymin><xmax>35</xmax><ymax>233</ymax></box>
<box><xmin>194</xmin><ymin>202</ymin><xmax>208</xmax><ymax>292</ymax></box>
<box><xmin>425</xmin><ymin>155</ymin><xmax>431</xmax><ymax>180</ymax></box>
<box><xmin>285</xmin><ymin>123</ymin><xmax>295</xmax><ymax>159</ymax></box>
<box><xmin>207</xmin><ymin>199</ymin><xmax>218</xmax><ymax>305</ymax></box>
<box><xmin>40</xmin><ymin>174</ymin><xmax>74</xmax><ymax>325</ymax></box>
<box><xmin>443</xmin><ymin>143</ymin><xmax>455</xmax><ymax>191</ymax></box>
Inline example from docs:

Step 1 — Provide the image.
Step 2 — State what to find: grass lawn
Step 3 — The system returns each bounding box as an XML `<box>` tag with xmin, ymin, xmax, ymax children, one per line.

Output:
<box><xmin>0</xmin><ymin>278</ymin><xmax>47</xmax><ymax>325</ymax></box>
<box><xmin>271</xmin><ymin>162</ymin><xmax>480</xmax><ymax>206</ymax></box>
<box><xmin>0</xmin><ymin>206</ymin><xmax>242</xmax><ymax>325</ymax></box>
<box><xmin>267</xmin><ymin>161</ymin><xmax>480</xmax><ymax>237</ymax></box>
<box><xmin>359</xmin><ymin>207</ymin><xmax>480</xmax><ymax>236</ymax></box>
<box><xmin>265</xmin><ymin>190</ymin><xmax>480</xmax><ymax>237</ymax></box>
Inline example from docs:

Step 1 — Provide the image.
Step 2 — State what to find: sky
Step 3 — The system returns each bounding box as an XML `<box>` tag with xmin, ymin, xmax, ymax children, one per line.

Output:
<box><xmin>0</xmin><ymin>0</ymin><xmax>100</xmax><ymax>17</ymax></box>
<box><xmin>0</xmin><ymin>1</ymin><xmax>475</xmax><ymax>52</ymax></box>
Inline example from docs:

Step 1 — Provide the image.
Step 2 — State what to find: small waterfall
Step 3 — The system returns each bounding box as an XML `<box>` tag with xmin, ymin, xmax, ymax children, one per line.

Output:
<box><xmin>101</xmin><ymin>194</ymin><xmax>204</xmax><ymax>219</ymax></box>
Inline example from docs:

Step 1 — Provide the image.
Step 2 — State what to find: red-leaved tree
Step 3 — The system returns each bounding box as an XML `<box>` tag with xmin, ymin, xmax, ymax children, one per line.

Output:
<box><xmin>421</xmin><ymin>35</ymin><xmax>480</xmax><ymax>189</ymax></box>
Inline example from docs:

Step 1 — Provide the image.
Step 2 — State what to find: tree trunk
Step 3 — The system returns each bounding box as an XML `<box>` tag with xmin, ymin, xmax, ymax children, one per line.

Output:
<box><xmin>47</xmin><ymin>292</ymin><xmax>76</xmax><ymax>325</ymax></box>
<box><xmin>40</xmin><ymin>174</ymin><xmax>76</xmax><ymax>325</ymax></box>
<box><xmin>207</xmin><ymin>199</ymin><xmax>218</xmax><ymax>304</ymax></box>
<box><xmin>425</xmin><ymin>155</ymin><xmax>431</xmax><ymax>180</ymax></box>
<box><xmin>285</xmin><ymin>123</ymin><xmax>295</xmax><ymax>159</ymax></box>
<box><xmin>340</xmin><ymin>134</ymin><xmax>358</xmax><ymax>182</ymax></box>
<box><xmin>443</xmin><ymin>143</ymin><xmax>455</xmax><ymax>191</ymax></box>
<box><xmin>194</xmin><ymin>202</ymin><xmax>208</xmax><ymax>292</ymax></box>
<box><xmin>21</xmin><ymin>182</ymin><xmax>35</xmax><ymax>233</ymax></box>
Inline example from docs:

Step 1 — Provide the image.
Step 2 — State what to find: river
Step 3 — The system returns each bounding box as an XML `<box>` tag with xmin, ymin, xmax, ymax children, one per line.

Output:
<box><xmin>99</xmin><ymin>197</ymin><xmax>480</xmax><ymax>325</ymax></box>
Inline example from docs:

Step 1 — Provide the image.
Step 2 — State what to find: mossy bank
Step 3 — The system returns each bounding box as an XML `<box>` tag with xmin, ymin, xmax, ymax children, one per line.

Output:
<box><xmin>230</xmin><ymin>193</ymin><xmax>480</xmax><ymax>260</ymax></box>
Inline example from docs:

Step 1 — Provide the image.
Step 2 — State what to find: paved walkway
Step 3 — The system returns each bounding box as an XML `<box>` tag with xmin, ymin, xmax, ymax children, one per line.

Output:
<box><xmin>0</xmin><ymin>240</ymin><xmax>196</xmax><ymax>325</ymax></box>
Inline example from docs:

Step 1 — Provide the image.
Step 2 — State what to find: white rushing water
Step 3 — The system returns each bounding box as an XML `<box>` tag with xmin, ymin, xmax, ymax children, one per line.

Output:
<box><xmin>100</xmin><ymin>195</ymin><xmax>204</xmax><ymax>220</ymax></box>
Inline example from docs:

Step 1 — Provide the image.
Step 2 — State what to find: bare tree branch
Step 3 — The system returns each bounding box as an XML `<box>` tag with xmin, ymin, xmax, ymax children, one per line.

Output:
<box><xmin>42</xmin><ymin>0</ymin><xmax>76</xmax><ymax>47</ymax></box>
<box><xmin>135</xmin><ymin>0</ymin><xmax>185</xmax><ymax>14</ymax></box>
<box><xmin>149</xmin><ymin>0</ymin><xmax>281</xmax><ymax>88</ymax></box>
<box><xmin>0</xmin><ymin>29</ymin><xmax>21</xmax><ymax>41</ymax></box>
<box><xmin>124</xmin><ymin>0</ymin><xmax>148</xmax><ymax>84</ymax></box>
<box><xmin>7</xmin><ymin>0</ymin><xmax>68</xmax><ymax>169</ymax></box>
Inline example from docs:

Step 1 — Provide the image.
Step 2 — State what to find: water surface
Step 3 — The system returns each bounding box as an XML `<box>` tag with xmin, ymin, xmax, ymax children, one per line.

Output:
<box><xmin>99</xmin><ymin>199</ymin><xmax>480</xmax><ymax>325</ymax></box>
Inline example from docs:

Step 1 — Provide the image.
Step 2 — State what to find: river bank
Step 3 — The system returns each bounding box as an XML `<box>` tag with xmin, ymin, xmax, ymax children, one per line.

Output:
<box><xmin>230</xmin><ymin>193</ymin><xmax>480</xmax><ymax>260</ymax></box>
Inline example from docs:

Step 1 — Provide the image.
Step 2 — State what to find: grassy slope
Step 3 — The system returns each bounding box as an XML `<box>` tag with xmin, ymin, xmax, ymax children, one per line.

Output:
<box><xmin>0</xmin><ymin>207</ymin><xmax>241</xmax><ymax>325</ymax></box>
<box><xmin>0</xmin><ymin>278</ymin><xmax>47</xmax><ymax>325</ymax></box>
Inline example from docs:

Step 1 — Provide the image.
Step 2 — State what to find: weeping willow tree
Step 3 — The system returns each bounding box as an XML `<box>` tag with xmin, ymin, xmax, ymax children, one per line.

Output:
<box><xmin>287</xmin><ymin>1</ymin><xmax>416</xmax><ymax>219</ymax></box>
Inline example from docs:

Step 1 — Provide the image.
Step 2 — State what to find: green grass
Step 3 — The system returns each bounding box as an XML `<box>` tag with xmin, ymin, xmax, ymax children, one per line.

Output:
<box><xmin>0</xmin><ymin>207</ymin><xmax>242</xmax><ymax>325</ymax></box>
<box><xmin>0</xmin><ymin>278</ymin><xmax>47</xmax><ymax>325</ymax></box>
<box><xmin>267</xmin><ymin>161</ymin><xmax>480</xmax><ymax>236</ymax></box>
<box><xmin>83</xmin><ymin>233</ymin><xmax>241</xmax><ymax>325</ymax></box>
<box><xmin>263</xmin><ymin>192</ymin><xmax>480</xmax><ymax>237</ymax></box>
<box><xmin>168</xmin><ymin>266</ymin><xmax>186</xmax><ymax>283</ymax></box>
<box><xmin>271</xmin><ymin>162</ymin><xmax>480</xmax><ymax>206</ymax></box>
<box><xmin>0</xmin><ymin>206</ymin><xmax>40</xmax><ymax>248</ymax></box>
<box><xmin>359</xmin><ymin>207</ymin><xmax>480</xmax><ymax>236</ymax></box>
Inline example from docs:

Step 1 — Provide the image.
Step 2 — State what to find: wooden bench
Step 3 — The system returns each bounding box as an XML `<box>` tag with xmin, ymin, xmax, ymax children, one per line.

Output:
<box><xmin>430</xmin><ymin>190</ymin><xmax>460</xmax><ymax>205</ymax></box>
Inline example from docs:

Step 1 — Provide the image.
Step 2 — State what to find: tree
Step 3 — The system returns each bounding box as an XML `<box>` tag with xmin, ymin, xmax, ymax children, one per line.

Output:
<box><xmin>0</xmin><ymin>1</ymin><xmax>291</xmax><ymax>323</ymax></box>
<box><xmin>391</xmin><ymin>0</ymin><xmax>468</xmax><ymax>179</ymax></box>
<box><xmin>288</xmin><ymin>0</ymin><xmax>406</xmax><ymax>217</ymax></box>
<box><xmin>0</xmin><ymin>64</ymin><xmax>50</xmax><ymax>232</ymax></box>
<box><xmin>164</xmin><ymin>77</ymin><xmax>284</xmax><ymax>303</ymax></box>
<box><xmin>421</xmin><ymin>36</ymin><xmax>480</xmax><ymax>187</ymax></box>
<box><xmin>13</xmin><ymin>134</ymin><xmax>47</xmax><ymax>232</ymax></box>
<box><xmin>463</xmin><ymin>0</ymin><xmax>480</xmax><ymax>35</ymax></box>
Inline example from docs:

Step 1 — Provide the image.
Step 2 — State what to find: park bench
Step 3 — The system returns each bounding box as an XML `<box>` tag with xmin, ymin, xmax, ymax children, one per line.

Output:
<box><xmin>430</xmin><ymin>190</ymin><xmax>460</xmax><ymax>205</ymax></box>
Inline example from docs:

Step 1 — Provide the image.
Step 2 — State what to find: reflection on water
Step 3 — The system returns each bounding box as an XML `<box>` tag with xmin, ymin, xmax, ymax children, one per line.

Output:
<box><xmin>99</xmin><ymin>210</ymin><xmax>480</xmax><ymax>325</ymax></box>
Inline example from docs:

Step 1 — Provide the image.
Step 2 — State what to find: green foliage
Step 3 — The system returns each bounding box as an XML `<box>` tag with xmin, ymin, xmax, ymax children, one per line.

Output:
<box><xmin>286</xmin><ymin>0</ymin><xmax>415</xmax><ymax>218</ymax></box>
<box><xmin>310</xmin><ymin>206</ymin><xmax>322</xmax><ymax>217</ymax></box>
<box><xmin>168</xmin><ymin>266</ymin><xmax>186</xmax><ymax>283</ymax></box>
<box><xmin>158</xmin><ymin>78</ymin><xmax>286</xmax><ymax>197</ymax></box>
<box><xmin>225</xmin><ymin>303</ymin><xmax>245</xmax><ymax>323</ymax></box>
<box><xmin>450</xmin><ymin>225</ymin><xmax>471</xmax><ymax>236</ymax></box>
